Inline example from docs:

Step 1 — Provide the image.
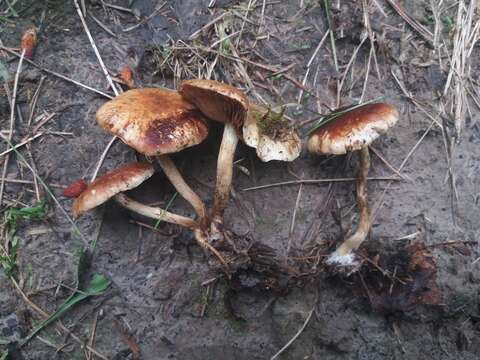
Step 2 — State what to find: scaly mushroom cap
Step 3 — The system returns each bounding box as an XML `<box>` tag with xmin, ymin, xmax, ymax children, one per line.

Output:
<box><xmin>178</xmin><ymin>79</ymin><xmax>249</xmax><ymax>129</ymax></box>
<box><xmin>73</xmin><ymin>162</ymin><xmax>154</xmax><ymax>218</ymax></box>
<box><xmin>243</xmin><ymin>104</ymin><xmax>301</xmax><ymax>162</ymax></box>
<box><xmin>96</xmin><ymin>88</ymin><xmax>209</xmax><ymax>156</ymax></box>
<box><xmin>308</xmin><ymin>103</ymin><xmax>399</xmax><ymax>155</ymax></box>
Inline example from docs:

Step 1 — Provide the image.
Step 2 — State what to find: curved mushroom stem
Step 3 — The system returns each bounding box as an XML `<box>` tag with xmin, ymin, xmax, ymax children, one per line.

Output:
<box><xmin>156</xmin><ymin>155</ymin><xmax>209</xmax><ymax>229</ymax></box>
<box><xmin>114</xmin><ymin>193</ymin><xmax>198</xmax><ymax>230</ymax></box>
<box><xmin>115</xmin><ymin>193</ymin><xmax>228</xmax><ymax>267</ymax></box>
<box><xmin>211</xmin><ymin>123</ymin><xmax>239</xmax><ymax>227</ymax></box>
<box><xmin>193</xmin><ymin>228</ymin><xmax>228</xmax><ymax>268</ymax></box>
<box><xmin>327</xmin><ymin>146</ymin><xmax>371</xmax><ymax>265</ymax></box>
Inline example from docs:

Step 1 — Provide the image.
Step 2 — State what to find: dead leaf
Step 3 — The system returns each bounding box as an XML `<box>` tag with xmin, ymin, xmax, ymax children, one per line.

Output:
<box><xmin>357</xmin><ymin>242</ymin><xmax>441</xmax><ymax>315</ymax></box>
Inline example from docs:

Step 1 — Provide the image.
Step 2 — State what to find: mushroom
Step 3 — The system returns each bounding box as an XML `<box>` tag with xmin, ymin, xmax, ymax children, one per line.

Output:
<box><xmin>96</xmin><ymin>88</ymin><xmax>210</xmax><ymax>228</ymax></box>
<box><xmin>307</xmin><ymin>103</ymin><xmax>399</xmax><ymax>265</ymax></box>
<box><xmin>243</xmin><ymin>103</ymin><xmax>301</xmax><ymax>162</ymax></box>
<box><xmin>178</xmin><ymin>79</ymin><xmax>249</xmax><ymax>229</ymax></box>
<box><xmin>73</xmin><ymin>162</ymin><xmax>197</xmax><ymax>229</ymax></box>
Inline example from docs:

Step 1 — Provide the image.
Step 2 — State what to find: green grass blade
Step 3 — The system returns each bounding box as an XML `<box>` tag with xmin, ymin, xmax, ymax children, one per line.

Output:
<box><xmin>307</xmin><ymin>97</ymin><xmax>385</xmax><ymax>134</ymax></box>
<box><xmin>21</xmin><ymin>274</ymin><xmax>111</xmax><ymax>345</ymax></box>
<box><xmin>154</xmin><ymin>192</ymin><xmax>178</xmax><ymax>229</ymax></box>
<box><xmin>0</xmin><ymin>135</ymin><xmax>89</xmax><ymax>247</ymax></box>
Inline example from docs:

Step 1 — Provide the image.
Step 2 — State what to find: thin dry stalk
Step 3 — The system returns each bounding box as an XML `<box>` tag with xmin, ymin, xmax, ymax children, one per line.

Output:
<box><xmin>0</xmin><ymin>132</ymin><xmax>44</xmax><ymax>158</ymax></box>
<box><xmin>270</xmin><ymin>307</ymin><xmax>314</xmax><ymax>360</ymax></box>
<box><xmin>386</xmin><ymin>0</ymin><xmax>434</xmax><ymax>44</ymax></box>
<box><xmin>27</xmin><ymin>75</ymin><xmax>46</xmax><ymax>130</ymax></box>
<box><xmin>443</xmin><ymin>0</ymin><xmax>479</xmax><ymax>136</ymax></box>
<box><xmin>123</xmin><ymin>1</ymin><xmax>167</xmax><ymax>32</ymax></box>
<box><xmin>74</xmin><ymin>0</ymin><xmax>120</xmax><ymax>96</ymax></box>
<box><xmin>0</xmin><ymin>46</ymin><xmax>113</xmax><ymax>98</ymax></box>
<box><xmin>0</xmin><ymin>49</ymin><xmax>25</xmax><ymax>206</ymax></box>
<box><xmin>243</xmin><ymin>176</ymin><xmax>399</xmax><ymax>191</ymax></box>
<box><xmin>297</xmin><ymin>30</ymin><xmax>330</xmax><ymax>105</ymax></box>
<box><xmin>337</xmin><ymin>34</ymin><xmax>368</xmax><ymax>104</ymax></box>
<box><xmin>287</xmin><ymin>183</ymin><xmax>303</xmax><ymax>254</ymax></box>
<box><xmin>90</xmin><ymin>136</ymin><xmax>117</xmax><ymax>182</ymax></box>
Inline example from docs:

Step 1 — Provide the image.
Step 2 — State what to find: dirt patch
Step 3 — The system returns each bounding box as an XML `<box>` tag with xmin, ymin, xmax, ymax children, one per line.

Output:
<box><xmin>0</xmin><ymin>1</ymin><xmax>479</xmax><ymax>359</ymax></box>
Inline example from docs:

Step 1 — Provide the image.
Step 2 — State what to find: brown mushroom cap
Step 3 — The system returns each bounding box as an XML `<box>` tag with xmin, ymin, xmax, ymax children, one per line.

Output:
<box><xmin>307</xmin><ymin>103</ymin><xmax>399</xmax><ymax>155</ymax></box>
<box><xmin>73</xmin><ymin>162</ymin><xmax>154</xmax><ymax>217</ymax></box>
<box><xmin>178</xmin><ymin>79</ymin><xmax>249</xmax><ymax>129</ymax></box>
<box><xmin>96</xmin><ymin>88</ymin><xmax>209</xmax><ymax>156</ymax></box>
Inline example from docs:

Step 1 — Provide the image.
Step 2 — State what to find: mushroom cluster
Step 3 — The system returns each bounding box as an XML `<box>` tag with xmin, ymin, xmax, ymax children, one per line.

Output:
<box><xmin>71</xmin><ymin>78</ymin><xmax>399</xmax><ymax>270</ymax></box>
<box><xmin>73</xmin><ymin>80</ymin><xmax>301</xmax><ymax>265</ymax></box>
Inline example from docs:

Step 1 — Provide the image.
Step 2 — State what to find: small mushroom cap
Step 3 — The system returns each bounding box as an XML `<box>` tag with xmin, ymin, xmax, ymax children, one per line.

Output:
<box><xmin>96</xmin><ymin>88</ymin><xmax>209</xmax><ymax>156</ymax></box>
<box><xmin>308</xmin><ymin>103</ymin><xmax>399</xmax><ymax>155</ymax></box>
<box><xmin>73</xmin><ymin>162</ymin><xmax>154</xmax><ymax>218</ymax></box>
<box><xmin>179</xmin><ymin>79</ymin><xmax>249</xmax><ymax>129</ymax></box>
<box><xmin>243</xmin><ymin>104</ymin><xmax>301</xmax><ymax>162</ymax></box>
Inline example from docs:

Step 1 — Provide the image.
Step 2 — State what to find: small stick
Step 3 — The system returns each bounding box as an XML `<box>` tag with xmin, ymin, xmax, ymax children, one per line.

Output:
<box><xmin>297</xmin><ymin>27</ymin><xmax>330</xmax><ymax>105</ymax></box>
<box><xmin>86</xmin><ymin>311</ymin><xmax>99</xmax><ymax>360</ymax></box>
<box><xmin>270</xmin><ymin>307</ymin><xmax>314</xmax><ymax>360</ymax></box>
<box><xmin>89</xmin><ymin>12</ymin><xmax>117</xmax><ymax>37</ymax></box>
<box><xmin>103</xmin><ymin>2</ymin><xmax>134</xmax><ymax>13</ymax></box>
<box><xmin>0</xmin><ymin>177</ymin><xmax>64</xmax><ymax>188</ymax></box>
<box><xmin>90</xmin><ymin>136</ymin><xmax>117</xmax><ymax>181</ymax></box>
<box><xmin>385</xmin><ymin>0</ymin><xmax>434</xmax><ymax>44</ymax></box>
<box><xmin>27</xmin><ymin>75</ymin><xmax>46</xmax><ymax>130</ymax></box>
<box><xmin>189</xmin><ymin>12</ymin><xmax>228</xmax><ymax>40</ymax></box>
<box><xmin>0</xmin><ymin>49</ymin><xmax>25</xmax><ymax>206</ymax></box>
<box><xmin>0</xmin><ymin>132</ymin><xmax>44</xmax><ymax>158</ymax></box>
<box><xmin>287</xmin><ymin>183</ymin><xmax>303</xmax><ymax>253</ymax></box>
<box><xmin>31</xmin><ymin>112</ymin><xmax>56</xmax><ymax>134</ymax></box>
<box><xmin>369</xmin><ymin>146</ymin><xmax>408</xmax><ymax>180</ymax></box>
<box><xmin>26</xmin><ymin>144</ymin><xmax>41</xmax><ymax>201</ymax></box>
<box><xmin>122</xmin><ymin>1</ymin><xmax>167</xmax><ymax>32</ymax></box>
<box><xmin>74</xmin><ymin>0</ymin><xmax>120</xmax><ymax>96</ymax></box>
<box><xmin>0</xmin><ymin>46</ymin><xmax>113</xmax><ymax>99</ymax></box>
<box><xmin>74</xmin><ymin>0</ymin><xmax>122</xmax><ymax>182</ymax></box>
<box><xmin>242</xmin><ymin>176</ymin><xmax>399</xmax><ymax>191</ymax></box>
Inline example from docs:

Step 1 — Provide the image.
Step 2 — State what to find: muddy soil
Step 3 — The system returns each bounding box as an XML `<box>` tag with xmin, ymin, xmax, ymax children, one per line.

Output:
<box><xmin>0</xmin><ymin>1</ymin><xmax>479</xmax><ymax>359</ymax></box>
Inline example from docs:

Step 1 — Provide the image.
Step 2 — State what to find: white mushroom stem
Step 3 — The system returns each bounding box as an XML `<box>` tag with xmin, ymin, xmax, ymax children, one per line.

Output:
<box><xmin>156</xmin><ymin>154</ymin><xmax>208</xmax><ymax>228</ymax></box>
<box><xmin>114</xmin><ymin>193</ymin><xmax>198</xmax><ymax>230</ymax></box>
<box><xmin>211</xmin><ymin>123</ymin><xmax>239</xmax><ymax>224</ymax></box>
<box><xmin>327</xmin><ymin>146</ymin><xmax>371</xmax><ymax>264</ymax></box>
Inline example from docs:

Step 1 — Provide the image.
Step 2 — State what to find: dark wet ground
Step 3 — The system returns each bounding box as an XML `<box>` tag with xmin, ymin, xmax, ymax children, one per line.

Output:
<box><xmin>0</xmin><ymin>1</ymin><xmax>479</xmax><ymax>359</ymax></box>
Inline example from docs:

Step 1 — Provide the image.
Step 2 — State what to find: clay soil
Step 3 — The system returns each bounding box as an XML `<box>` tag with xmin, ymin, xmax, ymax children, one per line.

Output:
<box><xmin>0</xmin><ymin>1</ymin><xmax>479</xmax><ymax>359</ymax></box>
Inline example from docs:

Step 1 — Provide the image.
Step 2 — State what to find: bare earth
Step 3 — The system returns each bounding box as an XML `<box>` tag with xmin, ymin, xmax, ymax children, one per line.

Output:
<box><xmin>0</xmin><ymin>1</ymin><xmax>479</xmax><ymax>359</ymax></box>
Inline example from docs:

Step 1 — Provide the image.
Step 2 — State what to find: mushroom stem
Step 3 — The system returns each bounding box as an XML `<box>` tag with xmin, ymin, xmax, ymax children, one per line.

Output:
<box><xmin>328</xmin><ymin>146</ymin><xmax>371</xmax><ymax>262</ymax></box>
<box><xmin>156</xmin><ymin>155</ymin><xmax>209</xmax><ymax>228</ymax></box>
<box><xmin>193</xmin><ymin>228</ymin><xmax>229</xmax><ymax>268</ymax></box>
<box><xmin>211</xmin><ymin>123</ymin><xmax>239</xmax><ymax>224</ymax></box>
<box><xmin>114</xmin><ymin>193</ymin><xmax>198</xmax><ymax>230</ymax></box>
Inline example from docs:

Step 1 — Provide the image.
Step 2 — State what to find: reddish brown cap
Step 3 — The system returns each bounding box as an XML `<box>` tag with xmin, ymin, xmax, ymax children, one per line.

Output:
<box><xmin>73</xmin><ymin>162</ymin><xmax>154</xmax><ymax>218</ymax></box>
<box><xmin>308</xmin><ymin>103</ymin><xmax>399</xmax><ymax>155</ymax></box>
<box><xmin>179</xmin><ymin>79</ymin><xmax>249</xmax><ymax>129</ymax></box>
<box><xmin>96</xmin><ymin>88</ymin><xmax>209</xmax><ymax>156</ymax></box>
